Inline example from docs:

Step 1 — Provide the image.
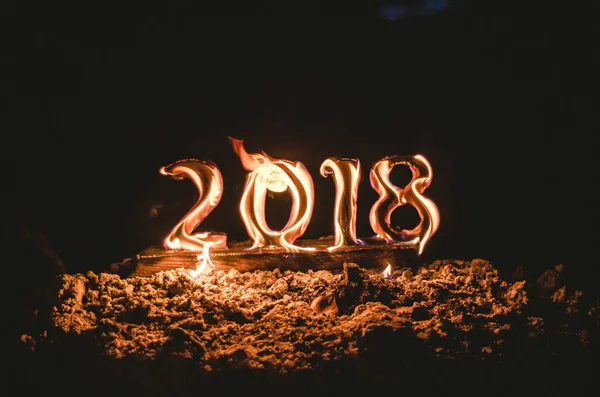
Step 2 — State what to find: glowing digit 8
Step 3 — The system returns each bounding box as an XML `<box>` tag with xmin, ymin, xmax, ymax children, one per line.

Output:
<box><xmin>368</xmin><ymin>155</ymin><xmax>440</xmax><ymax>255</ymax></box>
<box><xmin>160</xmin><ymin>159</ymin><xmax>228</xmax><ymax>251</ymax></box>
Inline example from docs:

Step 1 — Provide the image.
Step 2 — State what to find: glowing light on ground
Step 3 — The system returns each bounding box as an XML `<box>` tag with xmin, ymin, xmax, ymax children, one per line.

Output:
<box><xmin>189</xmin><ymin>242</ymin><xmax>215</xmax><ymax>277</ymax></box>
<box><xmin>382</xmin><ymin>263</ymin><xmax>393</xmax><ymax>280</ymax></box>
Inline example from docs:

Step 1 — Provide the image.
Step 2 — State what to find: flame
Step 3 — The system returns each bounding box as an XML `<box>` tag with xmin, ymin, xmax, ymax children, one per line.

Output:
<box><xmin>189</xmin><ymin>242</ymin><xmax>215</xmax><ymax>277</ymax></box>
<box><xmin>320</xmin><ymin>157</ymin><xmax>365</xmax><ymax>252</ymax></box>
<box><xmin>382</xmin><ymin>263</ymin><xmax>392</xmax><ymax>280</ymax></box>
<box><xmin>229</xmin><ymin>137</ymin><xmax>315</xmax><ymax>252</ymax></box>
<box><xmin>369</xmin><ymin>154</ymin><xmax>440</xmax><ymax>256</ymax></box>
<box><xmin>160</xmin><ymin>159</ymin><xmax>228</xmax><ymax>251</ymax></box>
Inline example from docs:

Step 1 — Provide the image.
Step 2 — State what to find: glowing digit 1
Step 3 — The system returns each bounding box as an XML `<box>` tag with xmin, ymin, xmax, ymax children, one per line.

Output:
<box><xmin>320</xmin><ymin>157</ymin><xmax>365</xmax><ymax>252</ymax></box>
<box><xmin>369</xmin><ymin>154</ymin><xmax>440</xmax><ymax>255</ymax></box>
<box><xmin>160</xmin><ymin>159</ymin><xmax>228</xmax><ymax>251</ymax></box>
<box><xmin>229</xmin><ymin>137</ymin><xmax>315</xmax><ymax>253</ymax></box>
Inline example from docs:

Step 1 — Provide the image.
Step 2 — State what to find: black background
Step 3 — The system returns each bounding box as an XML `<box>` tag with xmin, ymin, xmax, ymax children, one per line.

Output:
<box><xmin>4</xmin><ymin>1</ymin><xmax>599</xmax><ymax>287</ymax></box>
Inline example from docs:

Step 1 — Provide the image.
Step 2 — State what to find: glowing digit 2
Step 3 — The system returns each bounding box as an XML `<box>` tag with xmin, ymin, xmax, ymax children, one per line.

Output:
<box><xmin>160</xmin><ymin>159</ymin><xmax>228</xmax><ymax>251</ymax></box>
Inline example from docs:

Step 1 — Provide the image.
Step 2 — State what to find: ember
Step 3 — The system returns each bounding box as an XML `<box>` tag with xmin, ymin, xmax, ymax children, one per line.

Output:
<box><xmin>382</xmin><ymin>263</ymin><xmax>393</xmax><ymax>279</ymax></box>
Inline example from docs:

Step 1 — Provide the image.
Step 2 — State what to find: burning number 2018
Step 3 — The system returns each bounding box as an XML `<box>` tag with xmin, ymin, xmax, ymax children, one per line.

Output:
<box><xmin>161</xmin><ymin>137</ymin><xmax>439</xmax><ymax>255</ymax></box>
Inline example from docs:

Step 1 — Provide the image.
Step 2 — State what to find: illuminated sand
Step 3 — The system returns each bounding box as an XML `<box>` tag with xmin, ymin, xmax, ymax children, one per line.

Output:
<box><xmin>21</xmin><ymin>259</ymin><xmax>599</xmax><ymax>396</ymax></box>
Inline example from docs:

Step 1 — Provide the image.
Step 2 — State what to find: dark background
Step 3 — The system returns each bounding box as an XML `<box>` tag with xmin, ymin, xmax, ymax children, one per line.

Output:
<box><xmin>4</xmin><ymin>1</ymin><xmax>599</xmax><ymax>288</ymax></box>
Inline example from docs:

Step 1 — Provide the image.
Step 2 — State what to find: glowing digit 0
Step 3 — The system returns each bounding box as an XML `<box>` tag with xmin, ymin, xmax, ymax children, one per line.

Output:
<box><xmin>230</xmin><ymin>137</ymin><xmax>315</xmax><ymax>253</ymax></box>
<box><xmin>320</xmin><ymin>157</ymin><xmax>365</xmax><ymax>252</ymax></box>
<box><xmin>160</xmin><ymin>159</ymin><xmax>228</xmax><ymax>251</ymax></box>
<box><xmin>369</xmin><ymin>154</ymin><xmax>440</xmax><ymax>255</ymax></box>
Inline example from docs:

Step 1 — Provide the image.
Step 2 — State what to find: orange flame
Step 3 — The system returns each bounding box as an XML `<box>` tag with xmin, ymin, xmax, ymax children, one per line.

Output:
<box><xmin>382</xmin><ymin>263</ymin><xmax>392</xmax><ymax>279</ymax></box>
<box><xmin>320</xmin><ymin>157</ymin><xmax>365</xmax><ymax>252</ymax></box>
<box><xmin>369</xmin><ymin>154</ymin><xmax>440</xmax><ymax>256</ymax></box>
<box><xmin>160</xmin><ymin>159</ymin><xmax>228</xmax><ymax>251</ymax></box>
<box><xmin>229</xmin><ymin>137</ymin><xmax>315</xmax><ymax>252</ymax></box>
<box><xmin>189</xmin><ymin>242</ymin><xmax>215</xmax><ymax>277</ymax></box>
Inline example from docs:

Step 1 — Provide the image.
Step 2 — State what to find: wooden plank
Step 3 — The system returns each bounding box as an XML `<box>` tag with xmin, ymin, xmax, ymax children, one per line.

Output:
<box><xmin>120</xmin><ymin>237</ymin><xmax>420</xmax><ymax>277</ymax></box>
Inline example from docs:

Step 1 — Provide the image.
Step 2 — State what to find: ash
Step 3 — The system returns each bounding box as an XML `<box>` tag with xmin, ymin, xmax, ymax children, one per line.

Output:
<box><xmin>21</xmin><ymin>259</ymin><xmax>599</xmax><ymax>395</ymax></box>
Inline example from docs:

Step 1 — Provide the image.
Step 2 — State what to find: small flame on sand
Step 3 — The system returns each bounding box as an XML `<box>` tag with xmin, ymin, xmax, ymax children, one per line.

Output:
<box><xmin>382</xmin><ymin>263</ymin><xmax>393</xmax><ymax>280</ymax></box>
<box><xmin>230</xmin><ymin>137</ymin><xmax>315</xmax><ymax>252</ymax></box>
<box><xmin>189</xmin><ymin>242</ymin><xmax>215</xmax><ymax>277</ymax></box>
